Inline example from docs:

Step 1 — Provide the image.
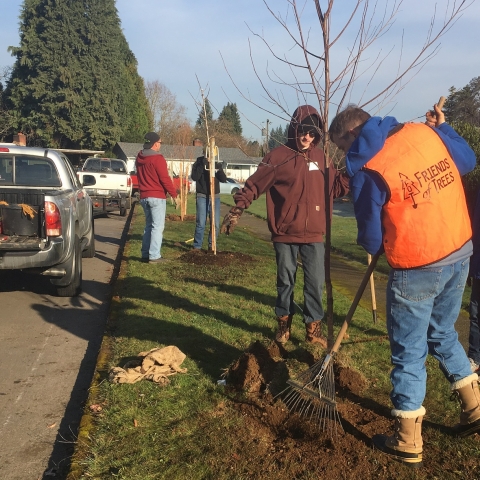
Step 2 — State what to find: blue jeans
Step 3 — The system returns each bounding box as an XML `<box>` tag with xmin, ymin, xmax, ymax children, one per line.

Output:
<box><xmin>387</xmin><ymin>258</ymin><xmax>473</xmax><ymax>411</ymax></box>
<box><xmin>193</xmin><ymin>196</ymin><xmax>220</xmax><ymax>249</ymax></box>
<box><xmin>468</xmin><ymin>278</ymin><xmax>480</xmax><ymax>364</ymax></box>
<box><xmin>140</xmin><ymin>197</ymin><xmax>166</xmax><ymax>260</ymax></box>
<box><xmin>273</xmin><ymin>242</ymin><xmax>324</xmax><ymax>323</ymax></box>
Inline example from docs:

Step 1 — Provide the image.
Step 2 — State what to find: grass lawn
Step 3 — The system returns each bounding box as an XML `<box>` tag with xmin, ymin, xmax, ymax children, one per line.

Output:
<box><xmin>73</xmin><ymin>197</ymin><xmax>479</xmax><ymax>479</ymax></box>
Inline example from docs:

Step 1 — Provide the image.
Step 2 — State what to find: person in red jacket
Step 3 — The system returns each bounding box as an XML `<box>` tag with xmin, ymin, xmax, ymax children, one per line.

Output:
<box><xmin>221</xmin><ymin>105</ymin><xmax>349</xmax><ymax>345</ymax></box>
<box><xmin>136</xmin><ymin>132</ymin><xmax>177</xmax><ymax>263</ymax></box>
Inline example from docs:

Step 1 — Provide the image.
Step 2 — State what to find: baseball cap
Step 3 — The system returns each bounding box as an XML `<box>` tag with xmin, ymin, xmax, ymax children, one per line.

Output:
<box><xmin>144</xmin><ymin>132</ymin><xmax>161</xmax><ymax>147</ymax></box>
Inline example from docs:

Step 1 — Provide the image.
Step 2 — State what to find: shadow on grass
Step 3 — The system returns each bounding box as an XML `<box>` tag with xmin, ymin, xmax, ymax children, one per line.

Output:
<box><xmin>184</xmin><ymin>277</ymin><xmax>277</xmax><ymax>312</ymax></box>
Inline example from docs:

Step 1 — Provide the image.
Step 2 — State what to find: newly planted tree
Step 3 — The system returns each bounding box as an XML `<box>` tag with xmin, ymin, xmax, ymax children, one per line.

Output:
<box><xmin>227</xmin><ymin>0</ymin><xmax>474</xmax><ymax>341</ymax></box>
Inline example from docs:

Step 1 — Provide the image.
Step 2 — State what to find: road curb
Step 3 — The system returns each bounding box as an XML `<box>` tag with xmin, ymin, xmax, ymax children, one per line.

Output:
<box><xmin>66</xmin><ymin>206</ymin><xmax>135</xmax><ymax>479</ymax></box>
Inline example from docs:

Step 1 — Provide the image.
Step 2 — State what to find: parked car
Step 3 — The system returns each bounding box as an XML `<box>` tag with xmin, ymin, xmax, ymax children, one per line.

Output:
<box><xmin>78</xmin><ymin>157</ymin><xmax>132</xmax><ymax>216</ymax></box>
<box><xmin>0</xmin><ymin>144</ymin><xmax>95</xmax><ymax>296</ymax></box>
<box><xmin>220</xmin><ymin>178</ymin><xmax>243</xmax><ymax>195</ymax></box>
<box><xmin>124</xmin><ymin>158</ymin><xmax>139</xmax><ymax>198</ymax></box>
<box><xmin>188</xmin><ymin>175</ymin><xmax>196</xmax><ymax>193</ymax></box>
<box><xmin>172</xmin><ymin>174</ymin><xmax>191</xmax><ymax>192</ymax></box>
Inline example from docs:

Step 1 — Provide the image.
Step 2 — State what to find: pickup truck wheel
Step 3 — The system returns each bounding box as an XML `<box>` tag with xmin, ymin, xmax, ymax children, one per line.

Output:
<box><xmin>56</xmin><ymin>236</ymin><xmax>82</xmax><ymax>297</ymax></box>
<box><xmin>82</xmin><ymin>219</ymin><xmax>95</xmax><ymax>258</ymax></box>
<box><xmin>120</xmin><ymin>206</ymin><xmax>127</xmax><ymax>217</ymax></box>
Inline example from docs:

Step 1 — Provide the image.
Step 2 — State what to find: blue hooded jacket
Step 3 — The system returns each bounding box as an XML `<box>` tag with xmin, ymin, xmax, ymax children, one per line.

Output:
<box><xmin>345</xmin><ymin>117</ymin><xmax>476</xmax><ymax>255</ymax></box>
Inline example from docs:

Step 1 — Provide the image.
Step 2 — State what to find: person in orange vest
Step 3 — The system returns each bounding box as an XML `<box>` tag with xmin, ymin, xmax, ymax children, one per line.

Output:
<box><xmin>329</xmin><ymin>103</ymin><xmax>480</xmax><ymax>467</ymax></box>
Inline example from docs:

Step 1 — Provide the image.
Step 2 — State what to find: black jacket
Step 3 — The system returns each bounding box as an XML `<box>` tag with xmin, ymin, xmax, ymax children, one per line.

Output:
<box><xmin>191</xmin><ymin>156</ymin><xmax>227</xmax><ymax>196</ymax></box>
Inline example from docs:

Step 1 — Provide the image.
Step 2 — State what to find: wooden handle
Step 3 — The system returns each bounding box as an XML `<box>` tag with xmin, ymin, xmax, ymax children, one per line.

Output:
<box><xmin>367</xmin><ymin>253</ymin><xmax>377</xmax><ymax>323</ymax></box>
<box><xmin>330</xmin><ymin>251</ymin><xmax>381</xmax><ymax>354</ymax></box>
<box><xmin>437</xmin><ymin>96</ymin><xmax>446</xmax><ymax>110</ymax></box>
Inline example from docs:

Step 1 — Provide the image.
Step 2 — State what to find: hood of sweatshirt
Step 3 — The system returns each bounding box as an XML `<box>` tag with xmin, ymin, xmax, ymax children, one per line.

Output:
<box><xmin>286</xmin><ymin>105</ymin><xmax>322</xmax><ymax>152</ymax></box>
<box><xmin>345</xmin><ymin>116</ymin><xmax>399</xmax><ymax>177</ymax></box>
<box><xmin>136</xmin><ymin>148</ymin><xmax>160</xmax><ymax>166</ymax></box>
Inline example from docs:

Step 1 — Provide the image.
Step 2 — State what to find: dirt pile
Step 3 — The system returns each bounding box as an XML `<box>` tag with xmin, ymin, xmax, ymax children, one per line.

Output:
<box><xmin>222</xmin><ymin>340</ymin><xmax>480</xmax><ymax>479</ymax></box>
<box><xmin>180</xmin><ymin>250</ymin><xmax>255</xmax><ymax>267</ymax></box>
<box><xmin>166</xmin><ymin>214</ymin><xmax>196</xmax><ymax>221</ymax></box>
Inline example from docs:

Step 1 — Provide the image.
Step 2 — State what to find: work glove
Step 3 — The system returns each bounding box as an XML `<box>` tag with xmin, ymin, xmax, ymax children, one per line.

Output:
<box><xmin>220</xmin><ymin>206</ymin><xmax>244</xmax><ymax>235</ymax></box>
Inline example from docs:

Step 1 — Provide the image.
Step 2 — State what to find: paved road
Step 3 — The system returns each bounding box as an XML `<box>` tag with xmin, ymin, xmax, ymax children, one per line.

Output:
<box><xmin>0</xmin><ymin>212</ymin><xmax>129</xmax><ymax>480</ymax></box>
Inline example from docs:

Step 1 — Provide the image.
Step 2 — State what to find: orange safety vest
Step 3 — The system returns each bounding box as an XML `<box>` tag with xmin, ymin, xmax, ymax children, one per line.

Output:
<box><xmin>364</xmin><ymin>123</ymin><xmax>471</xmax><ymax>269</ymax></box>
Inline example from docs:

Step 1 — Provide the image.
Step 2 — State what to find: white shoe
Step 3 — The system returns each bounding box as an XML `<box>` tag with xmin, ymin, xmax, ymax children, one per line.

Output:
<box><xmin>468</xmin><ymin>357</ymin><xmax>480</xmax><ymax>373</ymax></box>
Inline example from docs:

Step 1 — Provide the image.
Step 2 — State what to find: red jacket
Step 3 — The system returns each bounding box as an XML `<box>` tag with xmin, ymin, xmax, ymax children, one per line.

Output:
<box><xmin>234</xmin><ymin>105</ymin><xmax>349</xmax><ymax>243</ymax></box>
<box><xmin>135</xmin><ymin>149</ymin><xmax>177</xmax><ymax>200</ymax></box>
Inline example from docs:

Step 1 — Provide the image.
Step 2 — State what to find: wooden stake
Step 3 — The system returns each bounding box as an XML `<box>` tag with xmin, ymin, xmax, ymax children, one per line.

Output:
<box><xmin>209</xmin><ymin>137</ymin><xmax>216</xmax><ymax>254</ymax></box>
<box><xmin>367</xmin><ymin>253</ymin><xmax>377</xmax><ymax>323</ymax></box>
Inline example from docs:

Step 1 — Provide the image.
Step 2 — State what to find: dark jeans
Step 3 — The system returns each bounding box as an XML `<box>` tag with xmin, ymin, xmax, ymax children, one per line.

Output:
<box><xmin>273</xmin><ymin>242</ymin><xmax>325</xmax><ymax>324</ymax></box>
<box><xmin>469</xmin><ymin>277</ymin><xmax>480</xmax><ymax>364</ymax></box>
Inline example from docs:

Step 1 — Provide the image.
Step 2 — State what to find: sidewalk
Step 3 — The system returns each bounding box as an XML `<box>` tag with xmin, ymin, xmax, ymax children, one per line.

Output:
<box><xmin>221</xmin><ymin>204</ymin><xmax>470</xmax><ymax>348</ymax></box>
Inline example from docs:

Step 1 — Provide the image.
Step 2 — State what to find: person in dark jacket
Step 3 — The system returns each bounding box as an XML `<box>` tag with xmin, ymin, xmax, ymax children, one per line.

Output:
<box><xmin>191</xmin><ymin>155</ymin><xmax>227</xmax><ymax>250</ymax></box>
<box><xmin>136</xmin><ymin>132</ymin><xmax>177</xmax><ymax>263</ymax></box>
<box><xmin>221</xmin><ymin>105</ymin><xmax>349</xmax><ymax>346</ymax></box>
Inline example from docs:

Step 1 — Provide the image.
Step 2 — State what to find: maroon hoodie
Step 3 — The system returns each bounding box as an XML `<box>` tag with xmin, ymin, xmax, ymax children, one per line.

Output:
<box><xmin>135</xmin><ymin>148</ymin><xmax>177</xmax><ymax>200</ymax></box>
<box><xmin>234</xmin><ymin>105</ymin><xmax>349</xmax><ymax>243</ymax></box>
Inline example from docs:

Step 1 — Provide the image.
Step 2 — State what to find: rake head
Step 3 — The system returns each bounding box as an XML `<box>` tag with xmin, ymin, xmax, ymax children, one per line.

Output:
<box><xmin>275</xmin><ymin>353</ymin><xmax>343</xmax><ymax>436</ymax></box>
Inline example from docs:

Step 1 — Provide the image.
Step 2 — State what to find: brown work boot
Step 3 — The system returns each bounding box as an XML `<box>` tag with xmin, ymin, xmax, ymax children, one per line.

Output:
<box><xmin>451</xmin><ymin>373</ymin><xmax>480</xmax><ymax>437</ymax></box>
<box><xmin>275</xmin><ymin>315</ymin><xmax>293</xmax><ymax>344</ymax></box>
<box><xmin>372</xmin><ymin>407</ymin><xmax>425</xmax><ymax>468</ymax></box>
<box><xmin>305</xmin><ymin>321</ymin><xmax>327</xmax><ymax>348</ymax></box>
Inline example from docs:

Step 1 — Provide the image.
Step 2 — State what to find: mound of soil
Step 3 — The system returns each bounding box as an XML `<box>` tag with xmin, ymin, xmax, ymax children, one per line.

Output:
<box><xmin>166</xmin><ymin>214</ymin><xmax>196</xmax><ymax>221</ymax></box>
<box><xmin>223</xmin><ymin>340</ymin><xmax>480</xmax><ymax>479</ymax></box>
<box><xmin>180</xmin><ymin>250</ymin><xmax>256</xmax><ymax>267</ymax></box>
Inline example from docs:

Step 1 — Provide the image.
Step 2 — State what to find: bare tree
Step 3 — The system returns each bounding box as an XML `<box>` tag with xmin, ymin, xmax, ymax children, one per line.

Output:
<box><xmin>224</xmin><ymin>0</ymin><xmax>474</xmax><ymax>342</ymax></box>
<box><xmin>144</xmin><ymin>80</ymin><xmax>191</xmax><ymax>144</ymax></box>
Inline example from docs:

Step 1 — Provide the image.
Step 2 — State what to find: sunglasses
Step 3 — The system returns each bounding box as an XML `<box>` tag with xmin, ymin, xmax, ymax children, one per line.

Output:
<box><xmin>299</xmin><ymin>128</ymin><xmax>318</xmax><ymax>138</ymax></box>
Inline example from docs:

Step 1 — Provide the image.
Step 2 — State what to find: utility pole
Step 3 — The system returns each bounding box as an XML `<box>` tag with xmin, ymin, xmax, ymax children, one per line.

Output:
<box><xmin>262</xmin><ymin>119</ymin><xmax>270</xmax><ymax>153</ymax></box>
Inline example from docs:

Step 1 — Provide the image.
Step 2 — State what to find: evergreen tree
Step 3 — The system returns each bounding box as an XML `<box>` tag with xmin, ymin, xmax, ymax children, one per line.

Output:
<box><xmin>218</xmin><ymin>102</ymin><xmax>242</xmax><ymax>136</ymax></box>
<box><xmin>444</xmin><ymin>77</ymin><xmax>480</xmax><ymax>127</ymax></box>
<box><xmin>6</xmin><ymin>0</ymin><xmax>150</xmax><ymax>149</ymax></box>
<box><xmin>196</xmin><ymin>98</ymin><xmax>213</xmax><ymax>128</ymax></box>
<box><xmin>268</xmin><ymin>124</ymin><xmax>287</xmax><ymax>150</ymax></box>
<box><xmin>117</xmin><ymin>38</ymin><xmax>151</xmax><ymax>143</ymax></box>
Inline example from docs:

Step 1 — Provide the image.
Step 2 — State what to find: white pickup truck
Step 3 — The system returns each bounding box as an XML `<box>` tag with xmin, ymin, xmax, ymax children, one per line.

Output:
<box><xmin>0</xmin><ymin>144</ymin><xmax>95</xmax><ymax>296</ymax></box>
<box><xmin>77</xmin><ymin>157</ymin><xmax>132</xmax><ymax>216</ymax></box>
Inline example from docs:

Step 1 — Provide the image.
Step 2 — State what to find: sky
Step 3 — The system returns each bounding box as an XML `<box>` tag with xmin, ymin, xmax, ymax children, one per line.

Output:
<box><xmin>0</xmin><ymin>0</ymin><xmax>479</xmax><ymax>142</ymax></box>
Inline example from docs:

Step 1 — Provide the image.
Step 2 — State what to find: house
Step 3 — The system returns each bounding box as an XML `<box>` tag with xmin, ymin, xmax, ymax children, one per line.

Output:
<box><xmin>112</xmin><ymin>142</ymin><xmax>261</xmax><ymax>182</ymax></box>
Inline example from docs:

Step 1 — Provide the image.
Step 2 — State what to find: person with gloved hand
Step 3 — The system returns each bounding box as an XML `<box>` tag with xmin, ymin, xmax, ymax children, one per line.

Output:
<box><xmin>221</xmin><ymin>105</ymin><xmax>349</xmax><ymax>346</ymax></box>
<box><xmin>191</xmin><ymin>155</ymin><xmax>227</xmax><ymax>251</ymax></box>
<box><xmin>329</xmin><ymin>102</ymin><xmax>479</xmax><ymax>467</ymax></box>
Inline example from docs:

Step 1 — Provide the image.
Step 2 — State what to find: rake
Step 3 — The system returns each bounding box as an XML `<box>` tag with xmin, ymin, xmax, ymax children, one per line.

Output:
<box><xmin>276</xmin><ymin>251</ymin><xmax>381</xmax><ymax>435</ymax></box>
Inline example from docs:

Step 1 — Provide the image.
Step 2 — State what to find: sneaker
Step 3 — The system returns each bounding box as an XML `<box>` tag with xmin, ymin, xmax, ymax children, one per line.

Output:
<box><xmin>468</xmin><ymin>357</ymin><xmax>480</xmax><ymax>373</ymax></box>
<box><xmin>149</xmin><ymin>258</ymin><xmax>170</xmax><ymax>264</ymax></box>
<box><xmin>140</xmin><ymin>258</ymin><xmax>149</xmax><ymax>263</ymax></box>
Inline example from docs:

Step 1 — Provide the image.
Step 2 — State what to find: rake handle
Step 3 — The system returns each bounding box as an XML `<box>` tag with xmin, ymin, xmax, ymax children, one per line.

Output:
<box><xmin>367</xmin><ymin>253</ymin><xmax>377</xmax><ymax>323</ymax></box>
<box><xmin>330</xmin><ymin>251</ymin><xmax>382</xmax><ymax>354</ymax></box>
